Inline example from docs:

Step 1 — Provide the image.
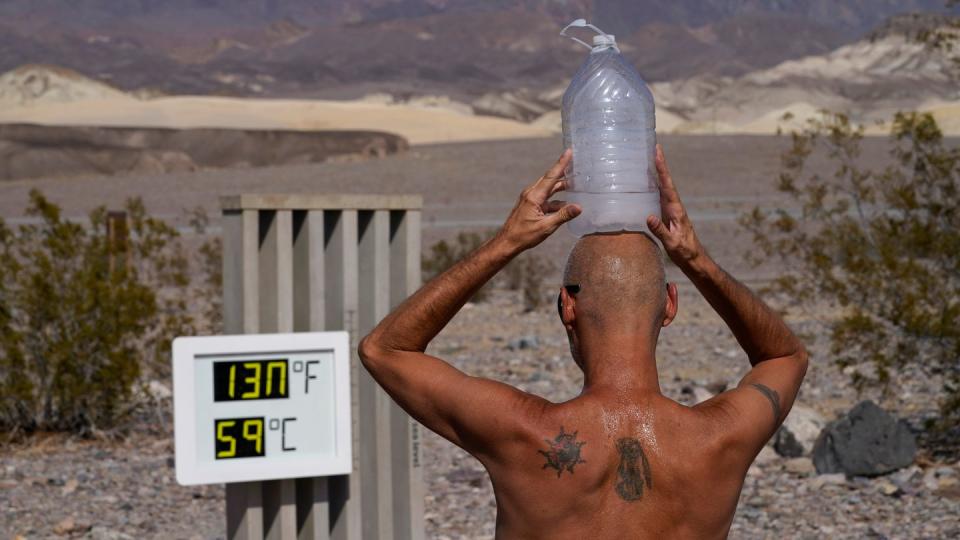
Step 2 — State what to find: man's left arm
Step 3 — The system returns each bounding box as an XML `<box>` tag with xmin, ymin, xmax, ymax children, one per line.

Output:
<box><xmin>358</xmin><ymin>150</ymin><xmax>580</xmax><ymax>461</ymax></box>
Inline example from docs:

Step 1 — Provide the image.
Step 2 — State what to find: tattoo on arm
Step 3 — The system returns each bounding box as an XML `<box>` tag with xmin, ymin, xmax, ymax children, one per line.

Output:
<box><xmin>749</xmin><ymin>383</ymin><xmax>782</xmax><ymax>431</ymax></box>
<box><xmin>538</xmin><ymin>426</ymin><xmax>587</xmax><ymax>478</ymax></box>
<box><xmin>615</xmin><ymin>438</ymin><xmax>653</xmax><ymax>502</ymax></box>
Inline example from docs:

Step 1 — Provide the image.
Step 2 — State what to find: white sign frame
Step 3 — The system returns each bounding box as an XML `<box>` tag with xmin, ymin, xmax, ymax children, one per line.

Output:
<box><xmin>173</xmin><ymin>332</ymin><xmax>352</xmax><ymax>485</ymax></box>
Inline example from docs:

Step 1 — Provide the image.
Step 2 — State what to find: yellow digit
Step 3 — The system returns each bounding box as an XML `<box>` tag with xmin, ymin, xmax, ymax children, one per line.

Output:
<box><xmin>216</xmin><ymin>421</ymin><xmax>236</xmax><ymax>458</ymax></box>
<box><xmin>266</xmin><ymin>361</ymin><xmax>286</xmax><ymax>396</ymax></box>
<box><xmin>229</xmin><ymin>364</ymin><xmax>236</xmax><ymax>398</ymax></box>
<box><xmin>242</xmin><ymin>362</ymin><xmax>261</xmax><ymax>399</ymax></box>
<box><xmin>243</xmin><ymin>419</ymin><xmax>264</xmax><ymax>454</ymax></box>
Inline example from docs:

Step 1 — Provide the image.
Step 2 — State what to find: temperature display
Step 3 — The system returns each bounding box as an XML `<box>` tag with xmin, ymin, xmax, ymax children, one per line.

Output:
<box><xmin>213</xmin><ymin>359</ymin><xmax>288</xmax><ymax>401</ymax></box>
<box><xmin>215</xmin><ymin>417</ymin><xmax>265</xmax><ymax>459</ymax></box>
<box><xmin>173</xmin><ymin>332</ymin><xmax>352</xmax><ymax>485</ymax></box>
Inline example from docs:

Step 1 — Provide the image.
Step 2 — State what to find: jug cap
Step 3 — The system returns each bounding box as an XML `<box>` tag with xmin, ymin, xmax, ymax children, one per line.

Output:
<box><xmin>593</xmin><ymin>34</ymin><xmax>616</xmax><ymax>47</ymax></box>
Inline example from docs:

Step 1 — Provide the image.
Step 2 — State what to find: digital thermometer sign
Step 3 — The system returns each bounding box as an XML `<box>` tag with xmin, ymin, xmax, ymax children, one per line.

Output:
<box><xmin>173</xmin><ymin>332</ymin><xmax>352</xmax><ymax>485</ymax></box>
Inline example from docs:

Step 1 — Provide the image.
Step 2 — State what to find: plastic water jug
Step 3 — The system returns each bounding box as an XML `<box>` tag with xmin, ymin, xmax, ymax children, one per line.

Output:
<box><xmin>560</xmin><ymin>19</ymin><xmax>660</xmax><ymax>237</ymax></box>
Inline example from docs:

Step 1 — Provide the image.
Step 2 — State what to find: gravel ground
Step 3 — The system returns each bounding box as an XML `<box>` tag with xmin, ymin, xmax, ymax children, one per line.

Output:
<box><xmin>2</xmin><ymin>290</ymin><xmax>957</xmax><ymax>539</ymax></box>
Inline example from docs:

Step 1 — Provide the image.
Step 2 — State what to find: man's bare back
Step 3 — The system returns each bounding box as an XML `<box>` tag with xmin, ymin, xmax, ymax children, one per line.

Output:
<box><xmin>480</xmin><ymin>391</ymin><xmax>786</xmax><ymax>539</ymax></box>
<box><xmin>360</xmin><ymin>146</ymin><xmax>807</xmax><ymax>538</ymax></box>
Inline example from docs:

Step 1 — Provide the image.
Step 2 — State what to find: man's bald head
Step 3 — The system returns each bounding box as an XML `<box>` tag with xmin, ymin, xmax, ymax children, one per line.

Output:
<box><xmin>563</xmin><ymin>232</ymin><xmax>667</xmax><ymax>334</ymax></box>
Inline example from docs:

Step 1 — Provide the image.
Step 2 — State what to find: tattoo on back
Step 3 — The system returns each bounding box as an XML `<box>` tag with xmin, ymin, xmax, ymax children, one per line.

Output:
<box><xmin>615</xmin><ymin>438</ymin><xmax>653</xmax><ymax>502</ymax></box>
<box><xmin>750</xmin><ymin>383</ymin><xmax>782</xmax><ymax>430</ymax></box>
<box><xmin>538</xmin><ymin>426</ymin><xmax>587</xmax><ymax>478</ymax></box>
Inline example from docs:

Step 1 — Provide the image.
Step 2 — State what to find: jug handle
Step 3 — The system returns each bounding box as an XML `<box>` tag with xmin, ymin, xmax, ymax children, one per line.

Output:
<box><xmin>560</xmin><ymin>19</ymin><xmax>610</xmax><ymax>50</ymax></box>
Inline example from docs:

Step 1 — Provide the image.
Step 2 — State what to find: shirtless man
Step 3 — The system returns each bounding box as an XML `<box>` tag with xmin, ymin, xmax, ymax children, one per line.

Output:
<box><xmin>359</xmin><ymin>145</ymin><xmax>808</xmax><ymax>539</ymax></box>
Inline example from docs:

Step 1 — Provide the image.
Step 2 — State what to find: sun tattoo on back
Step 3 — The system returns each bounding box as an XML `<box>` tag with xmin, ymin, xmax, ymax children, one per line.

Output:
<box><xmin>538</xmin><ymin>426</ymin><xmax>587</xmax><ymax>478</ymax></box>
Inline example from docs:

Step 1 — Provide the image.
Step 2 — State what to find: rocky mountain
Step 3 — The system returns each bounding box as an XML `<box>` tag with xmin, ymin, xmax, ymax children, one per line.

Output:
<box><xmin>0</xmin><ymin>0</ymin><xmax>955</xmax><ymax>100</ymax></box>
<box><xmin>520</xmin><ymin>14</ymin><xmax>960</xmax><ymax>135</ymax></box>
<box><xmin>649</xmin><ymin>13</ymin><xmax>960</xmax><ymax>133</ymax></box>
<box><xmin>0</xmin><ymin>64</ymin><xmax>133</xmax><ymax>107</ymax></box>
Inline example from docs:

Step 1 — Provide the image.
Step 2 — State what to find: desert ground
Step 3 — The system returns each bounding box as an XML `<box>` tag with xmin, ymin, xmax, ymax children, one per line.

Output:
<box><xmin>1</xmin><ymin>134</ymin><xmax>958</xmax><ymax>539</ymax></box>
<box><xmin>0</xmin><ymin>133</ymin><xmax>896</xmax><ymax>279</ymax></box>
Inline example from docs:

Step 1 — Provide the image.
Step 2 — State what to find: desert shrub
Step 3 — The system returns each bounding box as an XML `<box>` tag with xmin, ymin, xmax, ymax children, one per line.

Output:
<box><xmin>504</xmin><ymin>253</ymin><xmax>556</xmax><ymax>312</ymax></box>
<box><xmin>423</xmin><ymin>231</ymin><xmax>496</xmax><ymax>302</ymax></box>
<box><xmin>740</xmin><ymin>112</ymin><xmax>959</xmax><ymax>435</ymax></box>
<box><xmin>0</xmin><ymin>190</ymin><xmax>195</xmax><ymax>434</ymax></box>
<box><xmin>186</xmin><ymin>206</ymin><xmax>224</xmax><ymax>335</ymax></box>
<box><xmin>423</xmin><ymin>231</ymin><xmax>559</xmax><ymax>310</ymax></box>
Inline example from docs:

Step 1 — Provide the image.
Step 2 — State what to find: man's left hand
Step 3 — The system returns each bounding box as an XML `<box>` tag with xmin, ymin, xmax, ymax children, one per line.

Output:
<box><xmin>497</xmin><ymin>149</ymin><xmax>581</xmax><ymax>253</ymax></box>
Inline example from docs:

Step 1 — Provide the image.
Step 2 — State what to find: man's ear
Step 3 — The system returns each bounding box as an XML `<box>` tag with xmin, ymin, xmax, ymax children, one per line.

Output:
<box><xmin>559</xmin><ymin>286</ymin><xmax>577</xmax><ymax>330</ymax></box>
<box><xmin>662</xmin><ymin>282</ymin><xmax>678</xmax><ymax>327</ymax></box>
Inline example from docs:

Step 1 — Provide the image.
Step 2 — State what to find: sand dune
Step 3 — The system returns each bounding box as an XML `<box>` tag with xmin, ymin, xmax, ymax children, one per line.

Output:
<box><xmin>529</xmin><ymin>108</ymin><xmax>685</xmax><ymax>134</ymax></box>
<box><xmin>0</xmin><ymin>95</ymin><xmax>552</xmax><ymax>145</ymax></box>
<box><xmin>736</xmin><ymin>102</ymin><xmax>825</xmax><ymax>134</ymax></box>
<box><xmin>924</xmin><ymin>102</ymin><xmax>960</xmax><ymax>135</ymax></box>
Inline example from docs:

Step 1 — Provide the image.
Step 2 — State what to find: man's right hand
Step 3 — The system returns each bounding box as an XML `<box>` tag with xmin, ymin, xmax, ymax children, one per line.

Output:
<box><xmin>646</xmin><ymin>144</ymin><xmax>706</xmax><ymax>268</ymax></box>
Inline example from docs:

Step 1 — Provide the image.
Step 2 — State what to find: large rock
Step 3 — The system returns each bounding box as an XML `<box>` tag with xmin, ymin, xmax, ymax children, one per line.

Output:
<box><xmin>812</xmin><ymin>401</ymin><xmax>917</xmax><ymax>477</ymax></box>
<box><xmin>773</xmin><ymin>404</ymin><xmax>827</xmax><ymax>457</ymax></box>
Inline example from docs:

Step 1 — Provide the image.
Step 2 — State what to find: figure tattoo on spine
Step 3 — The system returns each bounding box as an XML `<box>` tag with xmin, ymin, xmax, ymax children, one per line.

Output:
<box><xmin>539</xmin><ymin>426</ymin><xmax>587</xmax><ymax>478</ymax></box>
<box><xmin>749</xmin><ymin>383</ymin><xmax>782</xmax><ymax>432</ymax></box>
<box><xmin>615</xmin><ymin>438</ymin><xmax>653</xmax><ymax>502</ymax></box>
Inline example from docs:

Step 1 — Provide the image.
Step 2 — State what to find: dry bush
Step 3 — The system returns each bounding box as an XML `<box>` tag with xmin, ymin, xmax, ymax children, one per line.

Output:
<box><xmin>0</xmin><ymin>191</ymin><xmax>212</xmax><ymax>435</ymax></box>
<box><xmin>423</xmin><ymin>231</ymin><xmax>556</xmax><ymax>310</ymax></box>
<box><xmin>504</xmin><ymin>253</ymin><xmax>556</xmax><ymax>312</ymax></box>
<box><xmin>422</xmin><ymin>231</ymin><xmax>495</xmax><ymax>302</ymax></box>
<box><xmin>186</xmin><ymin>206</ymin><xmax>223</xmax><ymax>335</ymax></box>
<box><xmin>741</xmin><ymin>112</ymin><xmax>959</xmax><ymax>443</ymax></box>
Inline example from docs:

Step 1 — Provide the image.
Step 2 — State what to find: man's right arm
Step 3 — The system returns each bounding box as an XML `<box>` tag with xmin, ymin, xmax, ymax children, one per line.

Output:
<box><xmin>646</xmin><ymin>145</ymin><xmax>808</xmax><ymax>460</ymax></box>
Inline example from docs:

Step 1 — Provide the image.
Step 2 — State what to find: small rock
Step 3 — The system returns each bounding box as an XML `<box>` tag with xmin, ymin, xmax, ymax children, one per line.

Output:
<box><xmin>939</xmin><ymin>477</ymin><xmax>959</xmax><ymax>489</ymax></box>
<box><xmin>773</xmin><ymin>428</ymin><xmax>804</xmax><ymax>458</ymax></box>
<box><xmin>774</xmin><ymin>404</ymin><xmax>827</xmax><ymax>457</ymax></box>
<box><xmin>875</xmin><ymin>480</ymin><xmax>900</xmax><ymax>496</ymax></box>
<box><xmin>53</xmin><ymin>516</ymin><xmax>91</xmax><ymax>535</ymax></box>
<box><xmin>705</xmin><ymin>380</ymin><xmax>728</xmax><ymax>394</ymax></box>
<box><xmin>812</xmin><ymin>401</ymin><xmax>916</xmax><ymax>477</ymax></box>
<box><xmin>147</xmin><ymin>380</ymin><xmax>172</xmax><ymax>399</ymax></box>
<box><xmin>810</xmin><ymin>473</ymin><xmax>847</xmax><ymax>489</ymax></box>
<box><xmin>507</xmin><ymin>336</ymin><xmax>539</xmax><ymax>351</ymax></box>
<box><xmin>0</xmin><ymin>479</ymin><xmax>17</xmax><ymax>489</ymax></box>
<box><xmin>61</xmin><ymin>478</ymin><xmax>79</xmax><ymax>495</ymax></box>
<box><xmin>784</xmin><ymin>457</ymin><xmax>815</xmax><ymax>475</ymax></box>
<box><xmin>754</xmin><ymin>445</ymin><xmax>778</xmax><ymax>465</ymax></box>
<box><xmin>889</xmin><ymin>465</ymin><xmax>922</xmax><ymax>493</ymax></box>
<box><xmin>923</xmin><ymin>468</ymin><xmax>940</xmax><ymax>490</ymax></box>
<box><xmin>53</xmin><ymin>517</ymin><xmax>76</xmax><ymax>534</ymax></box>
<box><xmin>680</xmin><ymin>384</ymin><xmax>714</xmax><ymax>405</ymax></box>
<box><xmin>692</xmin><ymin>386</ymin><xmax>714</xmax><ymax>405</ymax></box>
<box><xmin>88</xmin><ymin>526</ymin><xmax>133</xmax><ymax>540</ymax></box>
<box><xmin>924</xmin><ymin>466</ymin><xmax>959</xmax><ymax>491</ymax></box>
